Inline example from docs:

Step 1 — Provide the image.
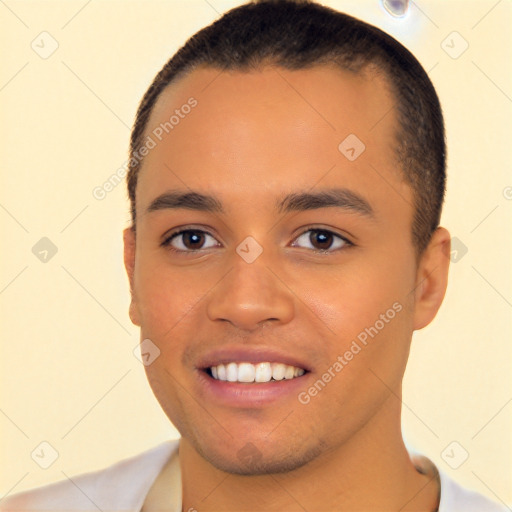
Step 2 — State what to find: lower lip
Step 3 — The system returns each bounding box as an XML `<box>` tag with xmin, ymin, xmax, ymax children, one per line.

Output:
<box><xmin>195</xmin><ymin>369</ymin><xmax>310</xmax><ymax>408</ymax></box>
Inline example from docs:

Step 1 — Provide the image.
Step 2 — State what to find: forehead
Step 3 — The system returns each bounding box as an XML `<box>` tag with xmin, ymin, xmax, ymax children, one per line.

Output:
<box><xmin>138</xmin><ymin>64</ymin><xmax>410</xmax><ymax>219</ymax></box>
<box><xmin>145</xmin><ymin>64</ymin><xmax>396</xmax><ymax>153</ymax></box>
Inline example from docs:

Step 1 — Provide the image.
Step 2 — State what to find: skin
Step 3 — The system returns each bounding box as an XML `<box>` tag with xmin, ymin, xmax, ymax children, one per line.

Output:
<box><xmin>123</xmin><ymin>64</ymin><xmax>451</xmax><ymax>511</ymax></box>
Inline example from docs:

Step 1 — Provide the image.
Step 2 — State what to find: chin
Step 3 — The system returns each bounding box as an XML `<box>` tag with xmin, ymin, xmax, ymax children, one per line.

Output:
<box><xmin>192</xmin><ymin>435</ymin><xmax>324</xmax><ymax>475</ymax></box>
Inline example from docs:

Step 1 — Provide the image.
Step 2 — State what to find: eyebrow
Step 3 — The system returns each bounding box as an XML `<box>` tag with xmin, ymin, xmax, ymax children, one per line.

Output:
<box><xmin>146</xmin><ymin>188</ymin><xmax>375</xmax><ymax>218</ymax></box>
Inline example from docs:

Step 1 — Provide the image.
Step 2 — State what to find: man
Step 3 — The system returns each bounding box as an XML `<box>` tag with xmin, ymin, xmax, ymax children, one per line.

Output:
<box><xmin>1</xmin><ymin>0</ymin><xmax>507</xmax><ymax>511</ymax></box>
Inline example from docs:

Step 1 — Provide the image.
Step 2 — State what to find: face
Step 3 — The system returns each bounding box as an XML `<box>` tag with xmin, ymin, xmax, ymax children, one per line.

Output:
<box><xmin>124</xmin><ymin>64</ymin><xmax>443</xmax><ymax>475</ymax></box>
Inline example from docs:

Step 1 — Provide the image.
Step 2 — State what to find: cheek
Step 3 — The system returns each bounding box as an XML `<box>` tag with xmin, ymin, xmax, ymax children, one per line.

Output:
<box><xmin>301</xmin><ymin>259</ymin><xmax>412</xmax><ymax>342</ymax></box>
<box><xmin>143</xmin><ymin>358</ymin><xmax>186</xmax><ymax>431</ymax></box>
<box><xmin>133</xmin><ymin>254</ymin><xmax>207</xmax><ymax>335</ymax></box>
<box><xmin>298</xmin><ymin>254</ymin><xmax>415</xmax><ymax>396</ymax></box>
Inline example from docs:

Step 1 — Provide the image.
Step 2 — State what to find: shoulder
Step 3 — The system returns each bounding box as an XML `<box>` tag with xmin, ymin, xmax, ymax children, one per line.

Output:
<box><xmin>438</xmin><ymin>470</ymin><xmax>509</xmax><ymax>512</ymax></box>
<box><xmin>0</xmin><ymin>440</ymin><xmax>179</xmax><ymax>512</ymax></box>
<box><xmin>410</xmin><ymin>452</ymin><xmax>507</xmax><ymax>512</ymax></box>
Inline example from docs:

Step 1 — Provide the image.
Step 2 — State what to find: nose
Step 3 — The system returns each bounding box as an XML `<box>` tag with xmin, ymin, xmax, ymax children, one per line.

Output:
<box><xmin>206</xmin><ymin>253</ymin><xmax>295</xmax><ymax>332</ymax></box>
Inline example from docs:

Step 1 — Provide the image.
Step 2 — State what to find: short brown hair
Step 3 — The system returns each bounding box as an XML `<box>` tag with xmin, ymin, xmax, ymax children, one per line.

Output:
<box><xmin>127</xmin><ymin>0</ymin><xmax>446</xmax><ymax>256</ymax></box>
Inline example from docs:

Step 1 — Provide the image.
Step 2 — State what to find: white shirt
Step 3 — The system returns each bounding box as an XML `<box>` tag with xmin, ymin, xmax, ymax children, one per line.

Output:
<box><xmin>1</xmin><ymin>439</ymin><xmax>507</xmax><ymax>511</ymax></box>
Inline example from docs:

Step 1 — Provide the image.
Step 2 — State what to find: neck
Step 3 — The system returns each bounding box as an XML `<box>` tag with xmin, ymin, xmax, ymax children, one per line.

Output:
<box><xmin>179</xmin><ymin>396</ymin><xmax>439</xmax><ymax>511</ymax></box>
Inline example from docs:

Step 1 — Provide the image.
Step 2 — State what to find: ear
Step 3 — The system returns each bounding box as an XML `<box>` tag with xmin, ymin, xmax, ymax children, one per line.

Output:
<box><xmin>123</xmin><ymin>227</ymin><xmax>141</xmax><ymax>326</ymax></box>
<box><xmin>412</xmin><ymin>227</ymin><xmax>451</xmax><ymax>331</ymax></box>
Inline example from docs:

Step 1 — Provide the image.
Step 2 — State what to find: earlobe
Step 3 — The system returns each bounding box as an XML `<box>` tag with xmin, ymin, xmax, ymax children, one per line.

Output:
<box><xmin>123</xmin><ymin>227</ymin><xmax>141</xmax><ymax>326</ymax></box>
<box><xmin>412</xmin><ymin>227</ymin><xmax>451</xmax><ymax>331</ymax></box>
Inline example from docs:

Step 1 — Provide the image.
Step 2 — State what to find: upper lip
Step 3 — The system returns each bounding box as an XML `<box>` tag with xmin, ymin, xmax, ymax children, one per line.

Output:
<box><xmin>196</xmin><ymin>345</ymin><xmax>312</xmax><ymax>372</ymax></box>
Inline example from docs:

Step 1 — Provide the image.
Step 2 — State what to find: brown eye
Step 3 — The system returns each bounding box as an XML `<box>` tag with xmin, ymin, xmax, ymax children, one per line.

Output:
<box><xmin>310</xmin><ymin>230</ymin><xmax>334</xmax><ymax>250</ymax></box>
<box><xmin>163</xmin><ymin>229</ymin><xmax>219</xmax><ymax>252</ymax></box>
<box><xmin>292</xmin><ymin>229</ymin><xmax>350</xmax><ymax>252</ymax></box>
<box><xmin>180</xmin><ymin>231</ymin><xmax>206</xmax><ymax>249</ymax></box>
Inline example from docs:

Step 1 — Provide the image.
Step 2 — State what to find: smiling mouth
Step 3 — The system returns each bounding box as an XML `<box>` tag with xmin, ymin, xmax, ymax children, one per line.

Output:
<box><xmin>205</xmin><ymin>361</ymin><xmax>307</xmax><ymax>383</ymax></box>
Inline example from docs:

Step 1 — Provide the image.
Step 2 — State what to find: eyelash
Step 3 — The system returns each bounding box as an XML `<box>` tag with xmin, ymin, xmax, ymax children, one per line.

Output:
<box><xmin>160</xmin><ymin>226</ymin><xmax>354</xmax><ymax>255</ymax></box>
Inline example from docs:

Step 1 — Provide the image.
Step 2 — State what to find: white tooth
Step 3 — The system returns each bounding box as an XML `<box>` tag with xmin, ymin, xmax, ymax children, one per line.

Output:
<box><xmin>226</xmin><ymin>362</ymin><xmax>238</xmax><ymax>382</ymax></box>
<box><xmin>293</xmin><ymin>367</ymin><xmax>305</xmax><ymax>377</ymax></box>
<box><xmin>213</xmin><ymin>362</ymin><xmax>303</xmax><ymax>383</ymax></box>
<box><xmin>284</xmin><ymin>365</ymin><xmax>295</xmax><ymax>379</ymax></box>
<box><xmin>238</xmin><ymin>362</ymin><xmax>256</xmax><ymax>382</ymax></box>
<box><xmin>255</xmin><ymin>362</ymin><xmax>272</xmax><ymax>382</ymax></box>
<box><xmin>217</xmin><ymin>364</ymin><xmax>227</xmax><ymax>381</ymax></box>
<box><xmin>271</xmin><ymin>363</ymin><xmax>286</xmax><ymax>380</ymax></box>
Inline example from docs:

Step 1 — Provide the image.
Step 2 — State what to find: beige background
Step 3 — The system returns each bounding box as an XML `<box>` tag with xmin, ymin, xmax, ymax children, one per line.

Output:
<box><xmin>1</xmin><ymin>0</ymin><xmax>511</xmax><ymax>507</ymax></box>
